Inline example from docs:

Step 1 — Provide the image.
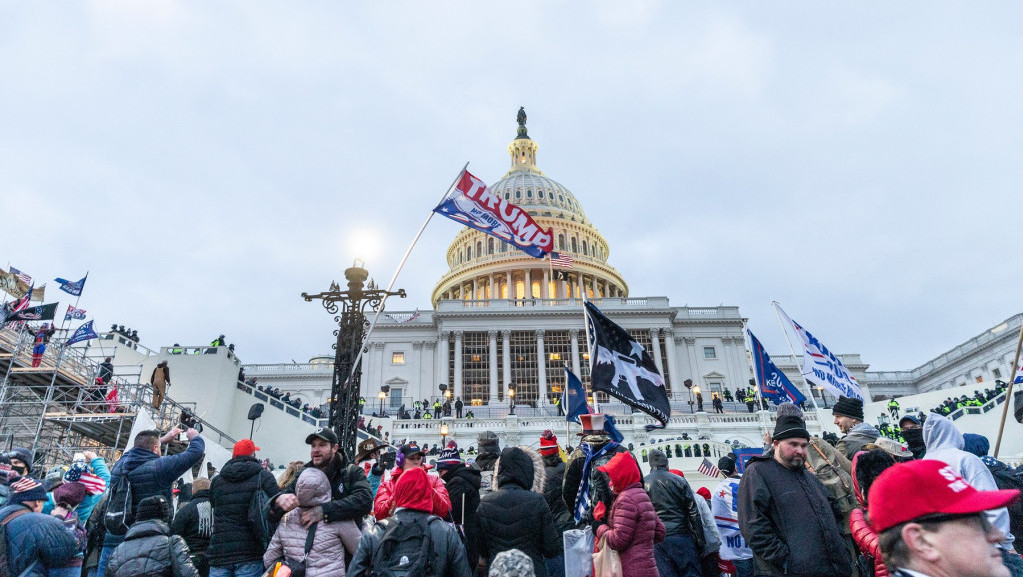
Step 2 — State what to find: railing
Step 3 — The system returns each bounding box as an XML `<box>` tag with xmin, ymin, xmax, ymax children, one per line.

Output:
<box><xmin>948</xmin><ymin>391</ymin><xmax>1006</xmax><ymax>421</ymax></box>
<box><xmin>236</xmin><ymin>381</ymin><xmax>329</xmax><ymax>427</ymax></box>
<box><xmin>244</xmin><ymin>362</ymin><xmax>335</xmax><ymax>376</ymax></box>
<box><xmin>160</xmin><ymin>345</ymin><xmax>241</xmax><ymax>363</ymax></box>
<box><xmin>95</xmin><ymin>332</ymin><xmax>161</xmax><ymax>357</ymax></box>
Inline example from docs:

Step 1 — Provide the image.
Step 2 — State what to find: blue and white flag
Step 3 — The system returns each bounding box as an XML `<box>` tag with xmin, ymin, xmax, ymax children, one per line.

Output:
<box><xmin>563</xmin><ymin>367</ymin><xmax>591</xmax><ymax>424</ymax></box>
<box><xmin>67</xmin><ymin>320</ymin><xmax>98</xmax><ymax>345</ymax></box>
<box><xmin>65</xmin><ymin>305</ymin><xmax>87</xmax><ymax>322</ymax></box>
<box><xmin>775</xmin><ymin>303</ymin><xmax>863</xmax><ymax>401</ymax></box>
<box><xmin>747</xmin><ymin>328</ymin><xmax>806</xmax><ymax>405</ymax></box>
<box><xmin>56</xmin><ymin>274</ymin><xmax>87</xmax><ymax>296</ymax></box>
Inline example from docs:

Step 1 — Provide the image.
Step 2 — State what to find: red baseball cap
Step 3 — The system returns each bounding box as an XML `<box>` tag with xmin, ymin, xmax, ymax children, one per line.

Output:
<box><xmin>868</xmin><ymin>459</ymin><xmax>1020</xmax><ymax>532</ymax></box>
<box><xmin>233</xmin><ymin>439</ymin><xmax>260</xmax><ymax>458</ymax></box>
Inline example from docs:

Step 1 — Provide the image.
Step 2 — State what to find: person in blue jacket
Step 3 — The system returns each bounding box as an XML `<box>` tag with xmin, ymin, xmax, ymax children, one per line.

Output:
<box><xmin>0</xmin><ymin>476</ymin><xmax>79</xmax><ymax>576</ymax></box>
<box><xmin>96</xmin><ymin>427</ymin><xmax>205</xmax><ymax>577</ymax></box>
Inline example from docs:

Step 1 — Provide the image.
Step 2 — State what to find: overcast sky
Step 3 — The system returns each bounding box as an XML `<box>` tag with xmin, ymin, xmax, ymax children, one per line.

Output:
<box><xmin>3</xmin><ymin>2</ymin><xmax>1021</xmax><ymax>372</ymax></box>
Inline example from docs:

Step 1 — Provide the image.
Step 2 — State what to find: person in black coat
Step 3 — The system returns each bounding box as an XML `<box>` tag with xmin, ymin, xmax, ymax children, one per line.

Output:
<box><xmin>477</xmin><ymin>447</ymin><xmax>562</xmax><ymax>577</ymax></box>
<box><xmin>437</xmin><ymin>446</ymin><xmax>483</xmax><ymax>572</ymax></box>
<box><xmin>207</xmin><ymin>440</ymin><xmax>280</xmax><ymax>576</ymax></box>
<box><xmin>106</xmin><ymin>495</ymin><xmax>199</xmax><ymax>577</ymax></box>
<box><xmin>171</xmin><ymin>477</ymin><xmax>213</xmax><ymax>577</ymax></box>
<box><xmin>539</xmin><ymin>431</ymin><xmax>573</xmax><ymax>577</ymax></box>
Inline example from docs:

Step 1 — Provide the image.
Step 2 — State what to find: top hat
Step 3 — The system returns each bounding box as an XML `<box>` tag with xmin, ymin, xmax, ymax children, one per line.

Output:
<box><xmin>578</xmin><ymin>413</ymin><xmax>607</xmax><ymax>436</ymax></box>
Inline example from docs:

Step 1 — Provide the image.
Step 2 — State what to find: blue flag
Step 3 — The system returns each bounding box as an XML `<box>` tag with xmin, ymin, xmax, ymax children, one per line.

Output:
<box><xmin>733</xmin><ymin>448</ymin><xmax>764</xmax><ymax>473</ymax></box>
<box><xmin>603</xmin><ymin>414</ymin><xmax>625</xmax><ymax>444</ymax></box>
<box><xmin>67</xmin><ymin>320</ymin><xmax>98</xmax><ymax>345</ymax></box>
<box><xmin>56</xmin><ymin>274</ymin><xmax>87</xmax><ymax>296</ymax></box>
<box><xmin>748</xmin><ymin>329</ymin><xmax>806</xmax><ymax>405</ymax></box>
<box><xmin>563</xmin><ymin>367</ymin><xmax>591</xmax><ymax>424</ymax></box>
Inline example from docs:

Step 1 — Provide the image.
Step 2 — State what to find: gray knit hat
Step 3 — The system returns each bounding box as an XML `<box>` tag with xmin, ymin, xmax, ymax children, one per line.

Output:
<box><xmin>648</xmin><ymin>449</ymin><xmax>669</xmax><ymax>469</ymax></box>
<box><xmin>489</xmin><ymin>549</ymin><xmax>535</xmax><ymax>577</ymax></box>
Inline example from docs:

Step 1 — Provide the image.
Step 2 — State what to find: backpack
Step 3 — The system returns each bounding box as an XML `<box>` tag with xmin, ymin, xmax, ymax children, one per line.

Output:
<box><xmin>370</xmin><ymin>514</ymin><xmax>435</xmax><ymax>577</ymax></box>
<box><xmin>804</xmin><ymin>438</ymin><xmax>858</xmax><ymax>519</ymax></box>
<box><xmin>248</xmin><ymin>473</ymin><xmax>276</xmax><ymax>549</ymax></box>
<box><xmin>103</xmin><ymin>469</ymin><xmax>135</xmax><ymax>536</ymax></box>
<box><xmin>984</xmin><ymin>458</ymin><xmax>1023</xmax><ymax>548</ymax></box>
<box><xmin>0</xmin><ymin>509</ymin><xmax>31</xmax><ymax>575</ymax></box>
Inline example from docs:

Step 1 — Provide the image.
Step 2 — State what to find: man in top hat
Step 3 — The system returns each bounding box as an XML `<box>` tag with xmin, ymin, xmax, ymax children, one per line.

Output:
<box><xmin>355</xmin><ymin>438</ymin><xmax>389</xmax><ymax>496</ymax></box>
<box><xmin>562</xmin><ymin>414</ymin><xmax>629</xmax><ymax>525</ymax></box>
<box><xmin>373</xmin><ymin>442</ymin><xmax>450</xmax><ymax>520</ymax></box>
<box><xmin>870</xmin><ymin>459</ymin><xmax>1021</xmax><ymax>577</ymax></box>
<box><xmin>738</xmin><ymin>411</ymin><xmax>852</xmax><ymax>577</ymax></box>
<box><xmin>0</xmin><ymin>475</ymin><xmax>79</xmax><ymax>575</ymax></box>
<box><xmin>833</xmin><ymin>395</ymin><xmax>880</xmax><ymax>460</ymax></box>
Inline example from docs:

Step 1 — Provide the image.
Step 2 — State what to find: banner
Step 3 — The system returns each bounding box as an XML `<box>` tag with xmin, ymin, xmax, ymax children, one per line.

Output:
<box><xmin>585</xmin><ymin>301</ymin><xmax>670</xmax><ymax>429</ymax></box>
<box><xmin>733</xmin><ymin>448</ymin><xmax>763</xmax><ymax>473</ymax></box>
<box><xmin>563</xmin><ymin>367</ymin><xmax>591</xmax><ymax>423</ymax></box>
<box><xmin>434</xmin><ymin>168</ymin><xmax>553</xmax><ymax>258</ymax></box>
<box><xmin>0</xmin><ymin>269</ymin><xmax>29</xmax><ymax>299</ymax></box>
<box><xmin>775</xmin><ymin>303</ymin><xmax>863</xmax><ymax>401</ymax></box>
<box><xmin>65</xmin><ymin>305</ymin><xmax>87</xmax><ymax>322</ymax></box>
<box><xmin>67</xmin><ymin>320</ymin><xmax>99</xmax><ymax>345</ymax></box>
<box><xmin>4</xmin><ymin>302</ymin><xmax>58</xmax><ymax>323</ymax></box>
<box><xmin>747</xmin><ymin>328</ymin><xmax>806</xmax><ymax>405</ymax></box>
<box><xmin>56</xmin><ymin>274</ymin><xmax>88</xmax><ymax>297</ymax></box>
<box><xmin>1</xmin><ymin>294</ymin><xmax>30</xmax><ymax>324</ymax></box>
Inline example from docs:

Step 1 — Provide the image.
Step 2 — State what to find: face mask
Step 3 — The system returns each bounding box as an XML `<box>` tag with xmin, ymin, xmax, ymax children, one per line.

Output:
<box><xmin>902</xmin><ymin>428</ymin><xmax>924</xmax><ymax>447</ymax></box>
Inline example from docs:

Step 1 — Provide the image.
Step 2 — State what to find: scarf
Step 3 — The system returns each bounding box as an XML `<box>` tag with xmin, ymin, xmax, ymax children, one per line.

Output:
<box><xmin>573</xmin><ymin>440</ymin><xmax>618</xmax><ymax>522</ymax></box>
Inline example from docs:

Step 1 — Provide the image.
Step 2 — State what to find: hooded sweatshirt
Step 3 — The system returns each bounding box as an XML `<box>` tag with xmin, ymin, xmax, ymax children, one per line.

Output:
<box><xmin>923</xmin><ymin>413</ymin><xmax>1014</xmax><ymax>550</ymax></box>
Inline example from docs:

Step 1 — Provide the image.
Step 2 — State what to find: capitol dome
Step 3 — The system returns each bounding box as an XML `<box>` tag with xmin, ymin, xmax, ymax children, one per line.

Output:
<box><xmin>431</xmin><ymin>110</ymin><xmax>628</xmax><ymax>305</ymax></box>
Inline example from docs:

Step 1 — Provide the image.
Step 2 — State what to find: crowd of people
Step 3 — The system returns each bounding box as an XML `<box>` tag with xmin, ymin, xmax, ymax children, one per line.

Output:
<box><xmin>1</xmin><ymin>393</ymin><xmax>1022</xmax><ymax>577</ymax></box>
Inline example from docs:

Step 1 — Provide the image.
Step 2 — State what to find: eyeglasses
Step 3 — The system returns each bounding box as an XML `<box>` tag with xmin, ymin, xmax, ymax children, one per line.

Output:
<box><xmin>917</xmin><ymin>513</ymin><xmax>996</xmax><ymax>535</ymax></box>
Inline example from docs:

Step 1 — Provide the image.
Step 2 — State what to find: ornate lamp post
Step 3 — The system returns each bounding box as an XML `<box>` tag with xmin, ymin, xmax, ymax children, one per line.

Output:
<box><xmin>684</xmin><ymin>378</ymin><xmax>694</xmax><ymax>413</ymax></box>
<box><xmin>440</xmin><ymin>423</ymin><xmax>449</xmax><ymax>447</ymax></box>
<box><xmin>378</xmin><ymin>390</ymin><xmax>387</xmax><ymax>417</ymax></box>
<box><xmin>818</xmin><ymin>386</ymin><xmax>828</xmax><ymax>409</ymax></box>
<box><xmin>302</xmin><ymin>259</ymin><xmax>406</xmax><ymax>461</ymax></box>
<box><xmin>508</xmin><ymin>385</ymin><xmax>516</xmax><ymax>416</ymax></box>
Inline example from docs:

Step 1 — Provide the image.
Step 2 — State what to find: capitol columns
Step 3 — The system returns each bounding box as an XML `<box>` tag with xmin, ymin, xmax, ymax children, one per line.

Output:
<box><xmin>682</xmin><ymin>336</ymin><xmax>698</xmax><ymax>387</ymax></box>
<box><xmin>488</xmin><ymin>330</ymin><xmax>499</xmax><ymax>403</ymax></box>
<box><xmin>453</xmin><ymin>330</ymin><xmax>464</xmax><ymax>397</ymax></box>
<box><xmin>506</xmin><ymin>271</ymin><xmax>513</xmax><ymax>299</ymax></box>
<box><xmin>536</xmin><ymin>329</ymin><xmax>547</xmax><ymax>400</ymax></box>
<box><xmin>423</xmin><ymin>340</ymin><xmax>436</xmax><ymax>396</ymax></box>
<box><xmin>649</xmin><ymin>329</ymin><xmax>664</xmax><ymax>376</ymax></box>
<box><xmin>663</xmin><ymin>329</ymin><xmax>680</xmax><ymax>393</ymax></box>
<box><xmin>501</xmin><ymin>329</ymin><xmax>512</xmax><ymax>398</ymax></box>
<box><xmin>569</xmin><ymin>328</ymin><xmax>582</xmax><ymax>378</ymax></box>
<box><xmin>437</xmin><ymin>331</ymin><xmax>450</xmax><ymax>392</ymax></box>
<box><xmin>412</xmin><ymin>341</ymin><xmax>425</xmax><ymax>394</ymax></box>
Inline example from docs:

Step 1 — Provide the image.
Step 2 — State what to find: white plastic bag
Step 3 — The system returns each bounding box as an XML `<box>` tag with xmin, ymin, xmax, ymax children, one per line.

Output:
<box><xmin>564</xmin><ymin>526</ymin><xmax>595</xmax><ymax>577</ymax></box>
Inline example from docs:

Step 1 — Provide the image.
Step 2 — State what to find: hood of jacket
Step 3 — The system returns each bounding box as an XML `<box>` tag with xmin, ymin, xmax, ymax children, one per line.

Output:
<box><xmin>113</xmin><ymin>446</ymin><xmax>159</xmax><ymax>475</ymax></box>
<box><xmin>924</xmin><ymin>413</ymin><xmax>964</xmax><ymax>452</ymax></box>
<box><xmin>295</xmin><ymin>467</ymin><xmax>331</xmax><ymax>507</ymax></box>
<box><xmin>598</xmin><ymin>451</ymin><xmax>640</xmax><ymax>494</ymax></box>
<box><xmin>442</xmin><ymin>463</ymin><xmax>482</xmax><ymax>490</ymax></box>
<box><xmin>494</xmin><ymin>446</ymin><xmax>545</xmax><ymax>492</ymax></box>
<box><xmin>125</xmin><ymin>519</ymin><xmax>171</xmax><ymax>540</ymax></box>
<box><xmin>393</xmin><ymin>467</ymin><xmax>433</xmax><ymax>513</ymax></box>
<box><xmin>962</xmin><ymin>433</ymin><xmax>990</xmax><ymax>457</ymax></box>
<box><xmin>219</xmin><ymin>455</ymin><xmax>264</xmax><ymax>483</ymax></box>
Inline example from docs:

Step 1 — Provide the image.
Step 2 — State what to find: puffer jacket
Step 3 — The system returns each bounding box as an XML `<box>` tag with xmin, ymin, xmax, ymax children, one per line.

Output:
<box><xmin>643</xmin><ymin>467</ymin><xmax>703</xmax><ymax>546</ymax></box>
<box><xmin>478</xmin><ymin>447</ymin><xmax>562</xmax><ymax>577</ymax></box>
<box><xmin>924</xmin><ymin>413</ymin><xmax>1015</xmax><ymax>549</ymax></box>
<box><xmin>374</xmin><ymin>465</ymin><xmax>451</xmax><ymax>520</ymax></box>
<box><xmin>264</xmin><ymin>468</ymin><xmax>362</xmax><ymax>576</ymax></box>
<box><xmin>102</xmin><ymin>437</ymin><xmax>206</xmax><ymax>549</ymax></box>
<box><xmin>207</xmin><ymin>456</ymin><xmax>281</xmax><ymax>566</ymax></box>
<box><xmin>0</xmin><ymin>503</ymin><xmax>79</xmax><ymax>577</ymax></box>
<box><xmin>542</xmin><ymin>453</ymin><xmax>574</xmax><ymax>534</ymax></box>
<box><xmin>105</xmin><ymin>519</ymin><xmax>199</xmax><ymax>577</ymax></box>
<box><xmin>441</xmin><ymin>463</ymin><xmax>483</xmax><ymax>570</ymax></box>
<box><xmin>562</xmin><ymin>435</ymin><xmax>628</xmax><ymax>517</ymax></box>
<box><xmin>836</xmin><ymin>422</ymin><xmax>880</xmax><ymax>460</ymax></box>
<box><xmin>596</xmin><ymin>452</ymin><xmax>665</xmax><ymax>577</ymax></box>
<box><xmin>270</xmin><ymin>452</ymin><xmax>372</xmax><ymax>525</ymax></box>
<box><xmin>170</xmin><ymin>489</ymin><xmax>213</xmax><ymax>568</ymax></box>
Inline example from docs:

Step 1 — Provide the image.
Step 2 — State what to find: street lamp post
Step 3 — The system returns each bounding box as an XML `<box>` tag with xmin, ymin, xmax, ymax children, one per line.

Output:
<box><xmin>818</xmin><ymin>386</ymin><xmax>828</xmax><ymax>409</ymax></box>
<box><xmin>684</xmin><ymin>378</ymin><xmax>694</xmax><ymax>413</ymax></box>
<box><xmin>378</xmin><ymin>390</ymin><xmax>386</xmax><ymax>417</ymax></box>
<box><xmin>302</xmin><ymin>259</ymin><xmax>406</xmax><ymax>462</ymax></box>
<box><xmin>693</xmin><ymin>385</ymin><xmax>702</xmax><ymax>412</ymax></box>
<box><xmin>508</xmin><ymin>386</ymin><xmax>516</xmax><ymax>416</ymax></box>
<box><xmin>440</xmin><ymin>423</ymin><xmax>449</xmax><ymax>448</ymax></box>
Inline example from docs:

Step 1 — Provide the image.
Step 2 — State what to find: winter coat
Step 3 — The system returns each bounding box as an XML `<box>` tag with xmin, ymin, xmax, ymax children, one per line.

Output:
<box><xmin>562</xmin><ymin>435</ymin><xmax>628</xmax><ymax>516</ymax></box>
<box><xmin>643</xmin><ymin>467</ymin><xmax>702</xmax><ymax>543</ymax></box>
<box><xmin>76</xmin><ymin>456</ymin><xmax>111</xmax><ymax>525</ymax></box>
<box><xmin>151</xmin><ymin>365</ymin><xmax>170</xmax><ymax>387</ymax></box>
<box><xmin>105</xmin><ymin>519</ymin><xmax>199</xmax><ymax>577</ymax></box>
<box><xmin>102</xmin><ymin>437</ymin><xmax>206</xmax><ymax>548</ymax></box>
<box><xmin>0</xmin><ymin>503</ymin><xmax>79</xmax><ymax>577</ymax></box>
<box><xmin>170</xmin><ymin>489</ymin><xmax>213</xmax><ymax>565</ymax></box>
<box><xmin>207</xmin><ymin>455</ymin><xmax>281</xmax><ymax>566</ymax></box>
<box><xmin>473</xmin><ymin>450</ymin><xmax>500</xmax><ymax>497</ymax></box>
<box><xmin>693</xmin><ymin>495</ymin><xmax>721</xmax><ymax>557</ymax></box>
<box><xmin>924</xmin><ymin>413</ymin><xmax>1014</xmax><ymax>549</ymax></box>
<box><xmin>835</xmin><ymin>422</ymin><xmax>880</xmax><ymax>460</ymax></box>
<box><xmin>374</xmin><ymin>465</ymin><xmax>451</xmax><ymax>520</ymax></box>
<box><xmin>264</xmin><ymin>468</ymin><xmax>362</xmax><ymax>577</ymax></box>
<box><xmin>271</xmin><ymin>452</ymin><xmax>372</xmax><ymax>525</ymax></box>
<box><xmin>848</xmin><ymin>452</ymin><xmax>889</xmax><ymax>577</ymax></box>
<box><xmin>737</xmin><ymin>454</ymin><xmax>851</xmax><ymax>577</ymax></box>
<box><xmin>478</xmin><ymin>447</ymin><xmax>562</xmax><ymax>577</ymax></box>
<box><xmin>596</xmin><ymin>453</ymin><xmax>665</xmax><ymax>577</ymax></box>
<box><xmin>441</xmin><ymin>464</ymin><xmax>483</xmax><ymax>570</ymax></box>
<box><xmin>541</xmin><ymin>453</ymin><xmax>574</xmax><ymax>534</ymax></box>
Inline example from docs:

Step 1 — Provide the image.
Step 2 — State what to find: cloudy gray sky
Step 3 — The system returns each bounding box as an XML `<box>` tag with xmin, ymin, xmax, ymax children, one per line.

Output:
<box><xmin>3</xmin><ymin>2</ymin><xmax>1021</xmax><ymax>371</ymax></box>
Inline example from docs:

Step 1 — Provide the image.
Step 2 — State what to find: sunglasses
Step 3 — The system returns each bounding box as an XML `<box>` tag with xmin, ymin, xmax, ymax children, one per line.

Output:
<box><xmin>917</xmin><ymin>513</ymin><xmax>996</xmax><ymax>534</ymax></box>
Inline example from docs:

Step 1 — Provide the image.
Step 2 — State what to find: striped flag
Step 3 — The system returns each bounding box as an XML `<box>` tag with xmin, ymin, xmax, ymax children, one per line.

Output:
<box><xmin>65</xmin><ymin>305</ymin><xmax>87</xmax><ymax>321</ymax></box>
<box><xmin>10</xmin><ymin>266</ymin><xmax>32</xmax><ymax>285</ymax></box>
<box><xmin>78</xmin><ymin>472</ymin><xmax>107</xmax><ymax>495</ymax></box>
<box><xmin>698</xmin><ymin>458</ymin><xmax>720</xmax><ymax>478</ymax></box>
<box><xmin>550</xmin><ymin>252</ymin><xmax>574</xmax><ymax>268</ymax></box>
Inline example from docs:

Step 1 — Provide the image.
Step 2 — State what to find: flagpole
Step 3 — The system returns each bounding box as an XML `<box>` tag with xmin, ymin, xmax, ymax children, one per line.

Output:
<box><xmin>741</xmin><ymin>321</ymin><xmax>771</xmax><ymax>441</ymax></box>
<box><xmin>344</xmin><ymin>162</ymin><xmax>470</xmax><ymax>389</ymax></box>
<box><xmin>771</xmin><ymin>302</ymin><xmax>824</xmax><ymax>422</ymax></box>
<box><xmin>993</xmin><ymin>317</ymin><xmax>1023</xmax><ymax>458</ymax></box>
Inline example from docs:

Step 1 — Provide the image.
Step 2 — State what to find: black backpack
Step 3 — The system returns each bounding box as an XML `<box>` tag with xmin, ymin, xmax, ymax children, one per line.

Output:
<box><xmin>985</xmin><ymin>459</ymin><xmax>1023</xmax><ymax>547</ymax></box>
<box><xmin>103</xmin><ymin>469</ymin><xmax>135</xmax><ymax>536</ymax></box>
<box><xmin>370</xmin><ymin>514</ymin><xmax>435</xmax><ymax>577</ymax></box>
<box><xmin>248</xmin><ymin>473</ymin><xmax>276</xmax><ymax>549</ymax></box>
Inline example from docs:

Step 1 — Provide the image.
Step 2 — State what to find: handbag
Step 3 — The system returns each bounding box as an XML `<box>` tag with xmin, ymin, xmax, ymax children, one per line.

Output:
<box><xmin>264</xmin><ymin>522</ymin><xmax>318</xmax><ymax>577</ymax></box>
<box><xmin>592</xmin><ymin>534</ymin><xmax>623</xmax><ymax>577</ymax></box>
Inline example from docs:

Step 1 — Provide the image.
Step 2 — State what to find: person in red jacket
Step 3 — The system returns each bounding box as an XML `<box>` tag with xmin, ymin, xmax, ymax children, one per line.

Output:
<box><xmin>373</xmin><ymin>443</ymin><xmax>451</xmax><ymax>520</ymax></box>
<box><xmin>596</xmin><ymin>451</ymin><xmax>666</xmax><ymax>577</ymax></box>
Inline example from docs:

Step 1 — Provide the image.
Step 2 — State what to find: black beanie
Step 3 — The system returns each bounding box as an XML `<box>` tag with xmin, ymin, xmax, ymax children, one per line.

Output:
<box><xmin>773</xmin><ymin>414</ymin><xmax>810</xmax><ymax>441</ymax></box>
<box><xmin>136</xmin><ymin>495</ymin><xmax>170</xmax><ymax>523</ymax></box>
<box><xmin>832</xmin><ymin>396</ymin><xmax>864</xmax><ymax>421</ymax></box>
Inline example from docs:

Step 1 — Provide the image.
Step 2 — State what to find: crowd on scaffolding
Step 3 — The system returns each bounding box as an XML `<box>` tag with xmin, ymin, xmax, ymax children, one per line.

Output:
<box><xmin>2</xmin><ymin>392</ymin><xmax>1023</xmax><ymax>577</ymax></box>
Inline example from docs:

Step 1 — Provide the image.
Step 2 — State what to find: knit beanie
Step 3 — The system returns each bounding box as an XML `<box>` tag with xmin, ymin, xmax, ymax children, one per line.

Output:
<box><xmin>53</xmin><ymin>481</ymin><xmax>87</xmax><ymax>509</ymax></box>
<box><xmin>192</xmin><ymin>477</ymin><xmax>212</xmax><ymax>492</ymax></box>
<box><xmin>539</xmin><ymin>430</ymin><xmax>559</xmax><ymax>457</ymax></box>
<box><xmin>648</xmin><ymin>449</ymin><xmax>668</xmax><ymax>469</ymax></box>
<box><xmin>773</xmin><ymin>414</ymin><xmax>810</xmax><ymax>441</ymax></box>
<box><xmin>436</xmin><ymin>446</ymin><xmax>463</xmax><ymax>471</ymax></box>
<box><xmin>479</xmin><ymin>431</ymin><xmax>500</xmax><ymax>454</ymax></box>
<box><xmin>8</xmin><ymin>476</ymin><xmax>47</xmax><ymax>504</ymax></box>
<box><xmin>832</xmin><ymin>396</ymin><xmax>864</xmax><ymax>421</ymax></box>
<box><xmin>9</xmin><ymin>447</ymin><xmax>33</xmax><ymax>475</ymax></box>
<box><xmin>136</xmin><ymin>495</ymin><xmax>171</xmax><ymax>522</ymax></box>
<box><xmin>489</xmin><ymin>549</ymin><xmax>535</xmax><ymax>577</ymax></box>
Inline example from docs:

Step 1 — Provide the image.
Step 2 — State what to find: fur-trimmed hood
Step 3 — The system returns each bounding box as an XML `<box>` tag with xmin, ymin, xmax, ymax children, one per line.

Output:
<box><xmin>493</xmin><ymin>446</ymin><xmax>546</xmax><ymax>493</ymax></box>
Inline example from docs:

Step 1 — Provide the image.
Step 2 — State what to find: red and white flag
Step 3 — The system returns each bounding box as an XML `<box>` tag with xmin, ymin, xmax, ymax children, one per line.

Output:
<box><xmin>78</xmin><ymin>472</ymin><xmax>107</xmax><ymax>495</ymax></box>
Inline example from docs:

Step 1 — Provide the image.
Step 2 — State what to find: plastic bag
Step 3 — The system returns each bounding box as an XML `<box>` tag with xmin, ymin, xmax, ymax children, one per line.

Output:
<box><xmin>592</xmin><ymin>534</ymin><xmax>622</xmax><ymax>577</ymax></box>
<box><xmin>563</xmin><ymin>526</ymin><xmax>594</xmax><ymax>577</ymax></box>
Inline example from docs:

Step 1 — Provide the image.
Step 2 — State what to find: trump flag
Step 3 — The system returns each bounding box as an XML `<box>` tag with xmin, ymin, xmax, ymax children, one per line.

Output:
<box><xmin>775</xmin><ymin>303</ymin><xmax>863</xmax><ymax>401</ymax></box>
<box><xmin>747</xmin><ymin>328</ymin><xmax>806</xmax><ymax>405</ymax></box>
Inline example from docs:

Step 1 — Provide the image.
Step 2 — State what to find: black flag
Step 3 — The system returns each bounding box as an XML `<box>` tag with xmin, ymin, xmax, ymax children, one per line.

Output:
<box><xmin>584</xmin><ymin>301</ymin><xmax>670</xmax><ymax>430</ymax></box>
<box><xmin>4</xmin><ymin>302</ymin><xmax>58</xmax><ymax>323</ymax></box>
<box><xmin>552</xmin><ymin>270</ymin><xmax>570</xmax><ymax>282</ymax></box>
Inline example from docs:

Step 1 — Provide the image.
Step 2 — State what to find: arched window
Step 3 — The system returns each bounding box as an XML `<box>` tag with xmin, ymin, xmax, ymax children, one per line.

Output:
<box><xmin>558</xmin><ymin>234</ymin><xmax>565</xmax><ymax>250</ymax></box>
<box><xmin>488</xmin><ymin>238</ymin><xmax>494</xmax><ymax>254</ymax></box>
<box><xmin>501</xmin><ymin>242</ymin><xmax>507</xmax><ymax>252</ymax></box>
<box><xmin>476</xmin><ymin>241</ymin><xmax>482</xmax><ymax>258</ymax></box>
<box><xmin>571</xmin><ymin>237</ymin><xmax>578</xmax><ymax>253</ymax></box>
<box><xmin>466</xmin><ymin>245</ymin><xmax>472</xmax><ymax>260</ymax></box>
<box><xmin>582</xmin><ymin>240</ymin><xmax>588</xmax><ymax>256</ymax></box>
<box><xmin>458</xmin><ymin>251</ymin><xmax>463</xmax><ymax>263</ymax></box>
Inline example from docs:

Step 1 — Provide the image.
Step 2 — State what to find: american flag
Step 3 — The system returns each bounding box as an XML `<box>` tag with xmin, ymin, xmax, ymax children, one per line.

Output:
<box><xmin>78</xmin><ymin>472</ymin><xmax>107</xmax><ymax>495</ymax></box>
<box><xmin>550</xmin><ymin>252</ymin><xmax>574</xmax><ymax>268</ymax></box>
<box><xmin>698</xmin><ymin>458</ymin><xmax>720</xmax><ymax>478</ymax></box>
<box><xmin>10</xmin><ymin>266</ymin><xmax>32</xmax><ymax>285</ymax></box>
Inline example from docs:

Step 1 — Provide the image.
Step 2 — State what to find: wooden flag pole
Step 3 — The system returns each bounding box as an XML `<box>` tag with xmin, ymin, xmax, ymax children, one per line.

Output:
<box><xmin>993</xmin><ymin>318</ymin><xmax>1023</xmax><ymax>458</ymax></box>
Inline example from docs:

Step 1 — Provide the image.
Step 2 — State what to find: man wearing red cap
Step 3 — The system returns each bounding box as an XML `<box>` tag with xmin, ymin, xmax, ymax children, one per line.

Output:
<box><xmin>208</xmin><ymin>439</ymin><xmax>280</xmax><ymax>577</ymax></box>
<box><xmin>870</xmin><ymin>459</ymin><xmax>1021</xmax><ymax>577</ymax></box>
